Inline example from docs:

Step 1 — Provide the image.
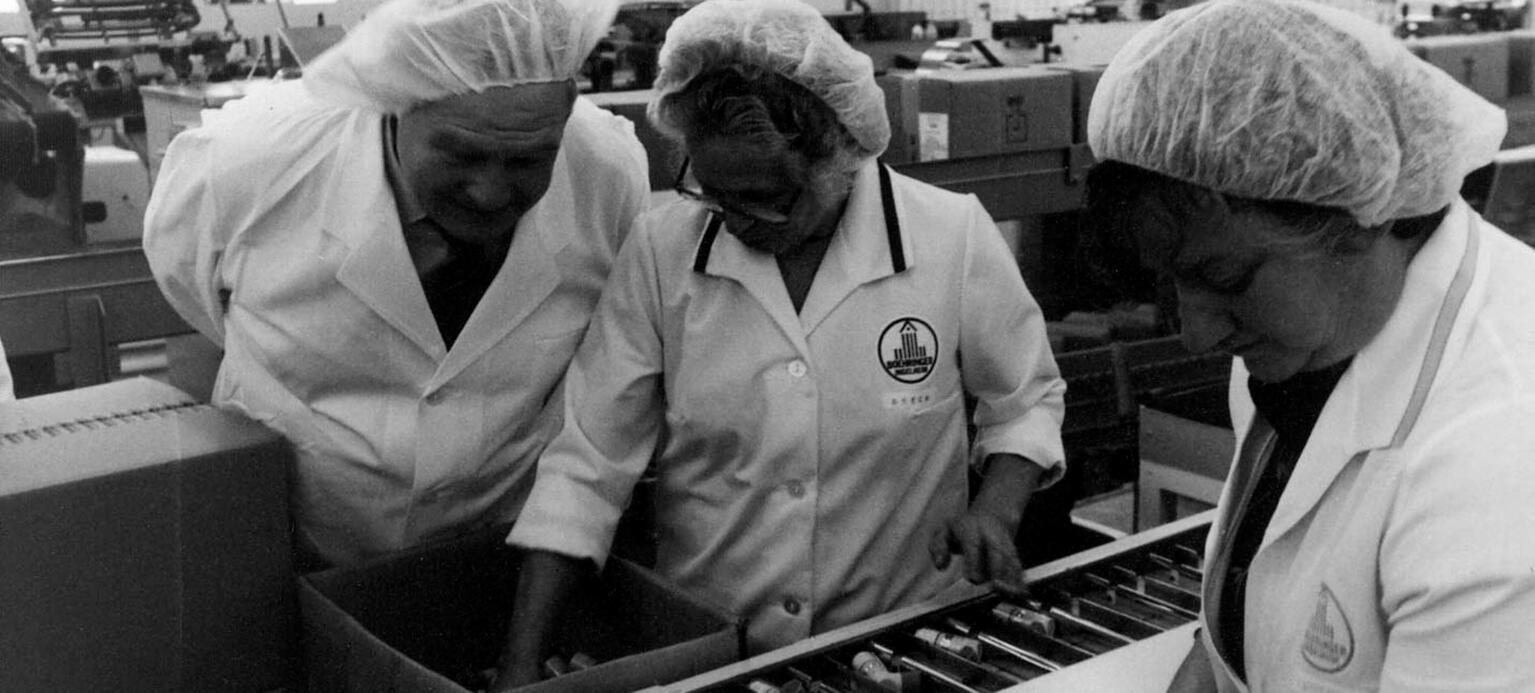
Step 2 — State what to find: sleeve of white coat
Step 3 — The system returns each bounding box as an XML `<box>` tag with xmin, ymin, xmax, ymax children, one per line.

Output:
<box><xmin>508</xmin><ymin>219</ymin><xmax>667</xmax><ymax>566</ymax></box>
<box><xmin>142</xmin><ymin>128</ymin><xmax>233</xmax><ymax>344</ymax></box>
<box><xmin>958</xmin><ymin>195</ymin><xmax>1067</xmax><ymax>483</ymax></box>
<box><xmin>1377</xmin><ymin>399</ymin><xmax>1535</xmax><ymax>691</ymax></box>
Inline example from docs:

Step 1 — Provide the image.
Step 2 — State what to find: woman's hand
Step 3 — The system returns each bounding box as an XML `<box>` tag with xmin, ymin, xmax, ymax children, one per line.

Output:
<box><xmin>490</xmin><ymin>550</ymin><xmax>593</xmax><ymax>693</ymax></box>
<box><xmin>929</xmin><ymin>501</ymin><xmax>1028</xmax><ymax>594</ymax></box>
<box><xmin>928</xmin><ymin>454</ymin><xmax>1044</xmax><ymax>595</ymax></box>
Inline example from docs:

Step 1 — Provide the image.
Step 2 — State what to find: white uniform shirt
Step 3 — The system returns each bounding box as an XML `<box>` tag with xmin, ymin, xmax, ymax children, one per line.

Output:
<box><xmin>143</xmin><ymin>81</ymin><xmax>648</xmax><ymax>566</ymax></box>
<box><xmin>1199</xmin><ymin>200</ymin><xmax>1535</xmax><ymax>692</ymax></box>
<box><xmin>511</xmin><ymin>162</ymin><xmax>1065</xmax><ymax>651</ymax></box>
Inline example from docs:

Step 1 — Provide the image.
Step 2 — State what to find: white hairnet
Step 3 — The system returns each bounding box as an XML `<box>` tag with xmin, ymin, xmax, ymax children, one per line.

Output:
<box><xmin>303</xmin><ymin>0</ymin><xmax>618</xmax><ymax>114</ymax></box>
<box><xmin>649</xmin><ymin>0</ymin><xmax>889</xmax><ymax>160</ymax></box>
<box><xmin>1087</xmin><ymin>0</ymin><xmax>1506</xmax><ymax>226</ymax></box>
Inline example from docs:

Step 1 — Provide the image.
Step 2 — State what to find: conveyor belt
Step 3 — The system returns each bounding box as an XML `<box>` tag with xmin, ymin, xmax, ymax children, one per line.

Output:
<box><xmin>648</xmin><ymin>510</ymin><xmax>1213</xmax><ymax>693</ymax></box>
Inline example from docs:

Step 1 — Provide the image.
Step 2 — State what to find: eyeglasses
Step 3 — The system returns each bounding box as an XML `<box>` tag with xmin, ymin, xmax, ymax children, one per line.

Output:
<box><xmin>672</xmin><ymin>156</ymin><xmax>799</xmax><ymax>225</ymax></box>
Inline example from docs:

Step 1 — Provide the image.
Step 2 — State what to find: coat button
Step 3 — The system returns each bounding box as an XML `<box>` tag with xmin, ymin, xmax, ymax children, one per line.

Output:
<box><xmin>785</xmin><ymin>480</ymin><xmax>805</xmax><ymax>498</ymax></box>
<box><xmin>782</xmin><ymin>598</ymin><xmax>801</xmax><ymax>615</ymax></box>
<box><xmin>787</xmin><ymin>360</ymin><xmax>807</xmax><ymax>378</ymax></box>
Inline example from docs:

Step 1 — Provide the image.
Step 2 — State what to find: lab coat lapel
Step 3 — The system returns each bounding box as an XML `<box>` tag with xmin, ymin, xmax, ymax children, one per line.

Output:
<box><xmin>435</xmin><ymin>168</ymin><xmax>573</xmax><ymax>381</ymax></box>
<box><xmin>1258</xmin><ymin>204</ymin><xmax>1477</xmax><ymax>551</ymax></box>
<box><xmin>799</xmin><ymin>161</ymin><xmax>909</xmax><ymax>336</ymax></box>
<box><xmin>330</xmin><ymin>121</ymin><xmax>446</xmax><ymax>361</ymax></box>
<box><xmin>700</xmin><ymin>219</ymin><xmax>812</xmax><ymax>356</ymax></box>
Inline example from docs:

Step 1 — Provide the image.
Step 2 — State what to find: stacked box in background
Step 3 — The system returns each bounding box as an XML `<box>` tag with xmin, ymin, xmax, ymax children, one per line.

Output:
<box><xmin>0</xmin><ymin>378</ymin><xmax>296</xmax><ymax>693</ymax></box>
<box><xmin>301</xmin><ymin>527</ymin><xmax>743</xmax><ymax>693</ymax></box>
<box><xmin>1407</xmin><ymin>33</ymin><xmax>1511</xmax><ymax>103</ymax></box>
<box><xmin>1047</xmin><ymin>63</ymin><xmax>1107</xmax><ymax>145</ymax></box>
<box><xmin>915</xmin><ymin>67</ymin><xmax>1074</xmax><ymax>161</ymax></box>
<box><xmin>876</xmin><ymin>71</ymin><xmax>921</xmax><ymax>164</ymax></box>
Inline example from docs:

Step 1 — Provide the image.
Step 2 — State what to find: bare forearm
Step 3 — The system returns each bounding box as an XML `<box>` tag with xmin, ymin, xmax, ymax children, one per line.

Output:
<box><xmin>972</xmin><ymin>453</ymin><xmax>1045</xmax><ymax>529</ymax></box>
<box><xmin>495</xmin><ymin>550</ymin><xmax>593</xmax><ymax>690</ymax></box>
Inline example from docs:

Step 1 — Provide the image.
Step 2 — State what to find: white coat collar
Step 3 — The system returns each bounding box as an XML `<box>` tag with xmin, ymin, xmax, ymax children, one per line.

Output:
<box><xmin>690</xmin><ymin>160</ymin><xmax>914</xmax><ymax>352</ymax></box>
<box><xmin>325</xmin><ymin>112</ymin><xmax>573</xmax><ymax>376</ymax></box>
<box><xmin>1256</xmin><ymin>199</ymin><xmax>1481</xmax><ymax>549</ymax></box>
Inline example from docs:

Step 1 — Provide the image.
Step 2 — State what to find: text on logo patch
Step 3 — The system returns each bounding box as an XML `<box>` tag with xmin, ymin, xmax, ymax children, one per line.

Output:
<box><xmin>878</xmin><ymin>318</ymin><xmax>938</xmax><ymax>384</ymax></box>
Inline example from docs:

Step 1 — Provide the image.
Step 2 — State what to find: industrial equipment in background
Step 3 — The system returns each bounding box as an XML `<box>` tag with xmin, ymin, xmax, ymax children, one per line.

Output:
<box><xmin>22</xmin><ymin>0</ymin><xmax>244</xmax><ymax>120</ymax></box>
<box><xmin>1</xmin><ymin>41</ymin><xmax>82</xmax><ymax>256</ymax></box>
<box><xmin>1398</xmin><ymin>0</ymin><xmax>1530</xmax><ymax>36</ymax></box>
<box><xmin>591</xmin><ymin>0</ymin><xmax>693</xmax><ymax>91</ymax></box>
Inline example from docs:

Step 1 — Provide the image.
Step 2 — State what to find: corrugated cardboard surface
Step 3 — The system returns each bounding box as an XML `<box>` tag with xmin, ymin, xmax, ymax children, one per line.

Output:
<box><xmin>301</xmin><ymin>528</ymin><xmax>743</xmax><ymax>693</ymax></box>
<box><xmin>916</xmin><ymin>67</ymin><xmax>1073</xmax><ymax>162</ymax></box>
<box><xmin>0</xmin><ymin>378</ymin><xmax>296</xmax><ymax>693</ymax></box>
<box><xmin>1408</xmin><ymin>34</ymin><xmax>1511</xmax><ymax>103</ymax></box>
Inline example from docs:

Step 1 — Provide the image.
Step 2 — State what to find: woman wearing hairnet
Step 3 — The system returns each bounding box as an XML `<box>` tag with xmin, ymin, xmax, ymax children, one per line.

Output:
<box><xmin>497</xmin><ymin>0</ymin><xmax>1064</xmax><ymax>682</ymax></box>
<box><xmin>143</xmin><ymin>0</ymin><xmax>649</xmax><ymax>567</ymax></box>
<box><xmin>1085</xmin><ymin>0</ymin><xmax>1535</xmax><ymax>690</ymax></box>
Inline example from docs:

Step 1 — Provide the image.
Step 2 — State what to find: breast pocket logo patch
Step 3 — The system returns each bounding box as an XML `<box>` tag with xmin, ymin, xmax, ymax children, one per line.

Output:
<box><xmin>879</xmin><ymin>318</ymin><xmax>938</xmax><ymax>383</ymax></box>
<box><xmin>1302</xmin><ymin>584</ymin><xmax>1355</xmax><ymax>673</ymax></box>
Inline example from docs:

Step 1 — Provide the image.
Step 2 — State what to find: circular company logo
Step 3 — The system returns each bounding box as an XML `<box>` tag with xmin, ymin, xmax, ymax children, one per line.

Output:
<box><xmin>1302</xmin><ymin>584</ymin><xmax>1355</xmax><ymax>673</ymax></box>
<box><xmin>878</xmin><ymin>317</ymin><xmax>939</xmax><ymax>383</ymax></box>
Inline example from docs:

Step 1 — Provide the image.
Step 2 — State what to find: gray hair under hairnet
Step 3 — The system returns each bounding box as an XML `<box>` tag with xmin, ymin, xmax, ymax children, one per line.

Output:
<box><xmin>649</xmin><ymin>0</ymin><xmax>889</xmax><ymax>162</ymax></box>
<box><xmin>303</xmin><ymin>0</ymin><xmax>618</xmax><ymax>114</ymax></box>
<box><xmin>1088</xmin><ymin>0</ymin><xmax>1506</xmax><ymax>227</ymax></box>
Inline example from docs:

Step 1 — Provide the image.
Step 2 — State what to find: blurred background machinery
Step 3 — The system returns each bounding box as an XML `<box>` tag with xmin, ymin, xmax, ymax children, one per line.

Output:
<box><xmin>1</xmin><ymin>42</ymin><xmax>82</xmax><ymax>256</ymax></box>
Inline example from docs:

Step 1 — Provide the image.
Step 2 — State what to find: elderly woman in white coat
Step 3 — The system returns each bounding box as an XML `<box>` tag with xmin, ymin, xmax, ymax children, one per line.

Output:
<box><xmin>143</xmin><ymin>0</ymin><xmax>649</xmax><ymax>567</ymax></box>
<box><xmin>495</xmin><ymin>0</ymin><xmax>1066</xmax><ymax>685</ymax></box>
<box><xmin>1085</xmin><ymin>0</ymin><xmax>1535</xmax><ymax>690</ymax></box>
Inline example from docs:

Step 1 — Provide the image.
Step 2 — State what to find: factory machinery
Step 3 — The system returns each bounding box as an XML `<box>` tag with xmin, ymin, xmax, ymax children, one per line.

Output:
<box><xmin>651</xmin><ymin>511</ymin><xmax>1213</xmax><ymax>693</ymax></box>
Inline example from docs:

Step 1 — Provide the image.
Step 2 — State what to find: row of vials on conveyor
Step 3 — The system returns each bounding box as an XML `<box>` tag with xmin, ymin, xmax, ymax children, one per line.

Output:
<box><xmin>648</xmin><ymin>510</ymin><xmax>1216</xmax><ymax>693</ymax></box>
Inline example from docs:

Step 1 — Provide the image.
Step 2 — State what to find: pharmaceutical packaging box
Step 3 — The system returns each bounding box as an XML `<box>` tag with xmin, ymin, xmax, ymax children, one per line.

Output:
<box><xmin>916</xmin><ymin>66</ymin><xmax>1073</xmax><ymax>161</ymax></box>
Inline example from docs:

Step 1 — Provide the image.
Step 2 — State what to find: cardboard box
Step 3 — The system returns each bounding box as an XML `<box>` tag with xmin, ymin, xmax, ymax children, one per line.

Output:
<box><xmin>1136</xmin><ymin>405</ymin><xmax>1235</xmax><ymax>530</ymax></box>
<box><xmin>1507</xmin><ymin>30</ymin><xmax>1535</xmax><ymax>97</ymax></box>
<box><xmin>916</xmin><ymin>66</ymin><xmax>1073</xmax><ymax>162</ymax></box>
<box><xmin>876</xmin><ymin>71</ymin><xmax>921</xmax><ymax>164</ymax></box>
<box><xmin>300</xmin><ymin>529</ymin><xmax>743</xmax><ymax>693</ymax></box>
<box><xmin>1408</xmin><ymin>34</ymin><xmax>1511</xmax><ymax>103</ymax></box>
<box><xmin>0</xmin><ymin>378</ymin><xmax>296</xmax><ymax>693</ymax></box>
<box><xmin>1047</xmin><ymin>63</ymin><xmax>1107</xmax><ymax>144</ymax></box>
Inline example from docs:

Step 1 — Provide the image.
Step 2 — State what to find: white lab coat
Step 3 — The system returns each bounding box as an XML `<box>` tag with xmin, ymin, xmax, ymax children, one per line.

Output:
<box><xmin>1198</xmin><ymin>200</ymin><xmax>1535</xmax><ymax>692</ymax></box>
<box><xmin>143</xmin><ymin>81</ymin><xmax>648</xmax><ymax>566</ymax></box>
<box><xmin>512</xmin><ymin>161</ymin><xmax>1066</xmax><ymax>651</ymax></box>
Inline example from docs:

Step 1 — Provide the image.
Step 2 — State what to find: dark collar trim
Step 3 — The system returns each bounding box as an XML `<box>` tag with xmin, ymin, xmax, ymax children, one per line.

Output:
<box><xmin>692</xmin><ymin>214</ymin><xmax>723</xmax><ymax>273</ymax></box>
<box><xmin>689</xmin><ymin>165</ymin><xmax>905</xmax><ymax>274</ymax></box>
<box><xmin>878</xmin><ymin>163</ymin><xmax>906</xmax><ymax>273</ymax></box>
